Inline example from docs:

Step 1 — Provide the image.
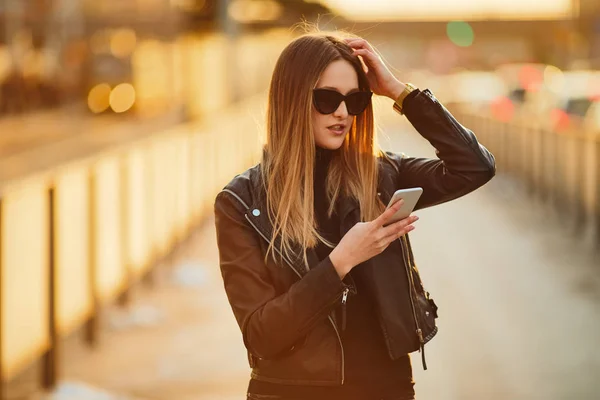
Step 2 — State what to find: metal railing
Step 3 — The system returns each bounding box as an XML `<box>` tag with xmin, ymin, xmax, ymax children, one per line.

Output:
<box><xmin>453</xmin><ymin>106</ymin><xmax>600</xmax><ymax>247</ymax></box>
<box><xmin>0</xmin><ymin>95</ymin><xmax>265</xmax><ymax>396</ymax></box>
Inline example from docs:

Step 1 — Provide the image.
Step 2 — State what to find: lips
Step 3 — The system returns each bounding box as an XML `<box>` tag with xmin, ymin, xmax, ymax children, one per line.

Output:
<box><xmin>327</xmin><ymin>124</ymin><xmax>346</xmax><ymax>134</ymax></box>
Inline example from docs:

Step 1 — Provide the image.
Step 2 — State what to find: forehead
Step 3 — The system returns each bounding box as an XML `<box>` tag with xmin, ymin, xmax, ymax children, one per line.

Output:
<box><xmin>316</xmin><ymin>59</ymin><xmax>359</xmax><ymax>94</ymax></box>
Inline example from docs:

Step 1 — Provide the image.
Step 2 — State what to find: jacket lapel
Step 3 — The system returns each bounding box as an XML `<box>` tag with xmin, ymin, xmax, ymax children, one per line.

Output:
<box><xmin>244</xmin><ymin>171</ymin><xmax>318</xmax><ymax>276</ymax></box>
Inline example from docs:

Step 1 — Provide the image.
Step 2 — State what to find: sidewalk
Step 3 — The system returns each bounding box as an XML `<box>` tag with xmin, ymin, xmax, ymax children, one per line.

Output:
<box><xmin>45</xmin><ymin>220</ymin><xmax>250</xmax><ymax>400</ymax></box>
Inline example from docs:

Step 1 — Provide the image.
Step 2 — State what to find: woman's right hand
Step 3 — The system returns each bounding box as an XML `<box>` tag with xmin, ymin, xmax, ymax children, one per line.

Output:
<box><xmin>329</xmin><ymin>200</ymin><xmax>419</xmax><ymax>279</ymax></box>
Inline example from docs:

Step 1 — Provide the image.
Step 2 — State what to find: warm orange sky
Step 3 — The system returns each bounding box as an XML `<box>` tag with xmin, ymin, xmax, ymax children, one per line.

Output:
<box><xmin>318</xmin><ymin>0</ymin><xmax>574</xmax><ymax>21</ymax></box>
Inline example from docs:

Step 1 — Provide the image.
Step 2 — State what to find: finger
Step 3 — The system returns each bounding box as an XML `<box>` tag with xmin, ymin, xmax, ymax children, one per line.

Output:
<box><xmin>344</xmin><ymin>38</ymin><xmax>375</xmax><ymax>52</ymax></box>
<box><xmin>372</xmin><ymin>199</ymin><xmax>404</xmax><ymax>227</ymax></box>
<box><xmin>354</xmin><ymin>53</ymin><xmax>369</xmax><ymax>74</ymax></box>
<box><xmin>376</xmin><ymin>223</ymin><xmax>414</xmax><ymax>253</ymax></box>
<box><xmin>381</xmin><ymin>215</ymin><xmax>419</xmax><ymax>238</ymax></box>
<box><xmin>351</xmin><ymin>48</ymin><xmax>379</xmax><ymax>63</ymax></box>
<box><xmin>349</xmin><ymin>42</ymin><xmax>380</xmax><ymax>61</ymax></box>
<box><xmin>393</xmin><ymin>224</ymin><xmax>415</xmax><ymax>240</ymax></box>
<box><xmin>352</xmin><ymin>49</ymin><xmax>382</xmax><ymax>73</ymax></box>
<box><xmin>383</xmin><ymin>223</ymin><xmax>416</xmax><ymax>247</ymax></box>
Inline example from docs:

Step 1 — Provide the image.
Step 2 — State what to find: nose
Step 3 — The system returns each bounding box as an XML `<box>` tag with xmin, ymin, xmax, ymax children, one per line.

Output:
<box><xmin>333</xmin><ymin>100</ymin><xmax>349</xmax><ymax>118</ymax></box>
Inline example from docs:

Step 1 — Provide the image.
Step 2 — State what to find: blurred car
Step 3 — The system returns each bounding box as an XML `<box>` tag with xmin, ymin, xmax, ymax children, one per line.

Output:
<box><xmin>521</xmin><ymin>69</ymin><xmax>600</xmax><ymax>131</ymax></box>
<box><xmin>494</xmin><ymin>62</ymin><xmax>549</xmax><ymax>104</ymax></box>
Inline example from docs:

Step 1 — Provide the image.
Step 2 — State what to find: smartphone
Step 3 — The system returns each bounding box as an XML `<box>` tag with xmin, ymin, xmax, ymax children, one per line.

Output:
<box><xmin>385</xmin><ymin>187</ymin><xmax>423</xmax><ymax>225</ymax></box>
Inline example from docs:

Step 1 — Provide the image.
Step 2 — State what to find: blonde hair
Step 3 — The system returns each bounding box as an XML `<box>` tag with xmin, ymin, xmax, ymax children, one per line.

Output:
<box><xmin>262</xmin><ymin>32</ymin><xmax>385</xmax><ymax>266</ymax></box>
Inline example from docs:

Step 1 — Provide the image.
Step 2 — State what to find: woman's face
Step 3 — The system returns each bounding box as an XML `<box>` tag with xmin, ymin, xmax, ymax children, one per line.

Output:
<box><xmin>312</xmin><ymin>59</ymin><xmax>359</xmax><ymax>150</ymax></box>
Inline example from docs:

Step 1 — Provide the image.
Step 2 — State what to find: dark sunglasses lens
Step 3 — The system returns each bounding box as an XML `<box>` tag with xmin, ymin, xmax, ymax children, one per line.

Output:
<box><xmin>313</xmin><ymin>90</ymin><xmax>343</xmax><ymax>114</ymax></box>
<box><xmin>346</xmin><ymin>92</ymin><xmax>372</xmax><ymax>115</ymax></box>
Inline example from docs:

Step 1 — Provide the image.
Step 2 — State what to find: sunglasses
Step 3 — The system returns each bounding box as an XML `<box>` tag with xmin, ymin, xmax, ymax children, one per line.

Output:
<box><xmin>312</xmin><ymin>88</ymin><xmax>373</xmax><ymax>115</ymax></box>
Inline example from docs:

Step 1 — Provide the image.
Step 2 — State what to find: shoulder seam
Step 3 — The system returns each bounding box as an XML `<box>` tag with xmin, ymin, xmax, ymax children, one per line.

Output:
<box><xmin>221</xmin><ymin>188</ymin><xmax>250</xmax><ymax>209</ymax></box>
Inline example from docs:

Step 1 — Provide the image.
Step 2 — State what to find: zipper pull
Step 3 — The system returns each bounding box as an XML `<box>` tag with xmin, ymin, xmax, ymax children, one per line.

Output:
<box><xmin>416</xmin><ymin>329</ymin><xmax>427</xmax><ymax>370</ymax></box>
<box><xmin>342</xmin><ymin>287</ymin><xmax>349</xmax><ymax>304</ymax></box>
<box><xmin>341</xmin><ymin>288</ymin><xmax>349</xmax><ymax>332</ymax></box>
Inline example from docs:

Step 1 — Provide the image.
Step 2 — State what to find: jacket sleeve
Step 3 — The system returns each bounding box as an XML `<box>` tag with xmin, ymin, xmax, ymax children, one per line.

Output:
<box><xmin>214</xmin><ymin>190</ymin><xmax>349</xmax><ymax>360</ymax></box>
<box><xmin>386</xmin><ymin>89</ymin><xmax>496</xmax><ymax>210</ymax></box>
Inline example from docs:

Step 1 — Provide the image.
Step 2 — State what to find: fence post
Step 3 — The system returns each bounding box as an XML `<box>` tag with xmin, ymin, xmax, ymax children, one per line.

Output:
<box><xmin>85</xmin><ymin>169</ymin><xmax>100</xmax><ymax>347</ymax></box>
<box><xmin>42</xmin><ymin>186</ymin><xmax>58</xmax><ymax>389</ymax></box>
<box><xmin>0</xmin><ymin>198</ymin><xmax>4</xmax><ymax>399</ymax></box>
<box><xmin>142</xmin><ymin>147</ymin><xmax>157</xmax><ymax>288</ymax></box>
<box><xmin>117</xmin><ymin>155</ymin><xmax>132</xmax><ymax>305</ymax></box>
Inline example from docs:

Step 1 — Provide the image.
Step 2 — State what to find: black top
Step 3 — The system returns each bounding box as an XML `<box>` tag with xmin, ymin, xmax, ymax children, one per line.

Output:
<box><xmin>247</xmin><ymin>146</ymin><xmax>415</xmax><ymax>400</ymax></box>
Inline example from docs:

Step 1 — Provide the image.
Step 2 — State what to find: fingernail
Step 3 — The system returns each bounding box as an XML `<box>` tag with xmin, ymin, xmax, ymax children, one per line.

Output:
<box><xmin>413</xmin><ymin>216</ymin><xmax>419</xmax><ymax>221</ymax></box>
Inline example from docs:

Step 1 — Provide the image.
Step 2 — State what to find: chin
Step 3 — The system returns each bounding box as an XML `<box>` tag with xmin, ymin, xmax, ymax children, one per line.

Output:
<box><xmin>316</xmin><ymin>136</ymin><xmax>346</xmax><ymax>150</ymax></box>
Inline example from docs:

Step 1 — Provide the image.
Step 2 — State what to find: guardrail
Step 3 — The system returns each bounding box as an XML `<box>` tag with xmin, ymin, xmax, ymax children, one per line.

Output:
<box><xmin>0</xmin><ymin>96</ymin><xmax>265</xmax><ymax>395</ymax></box>
<box><xmin>452</xmin><ymin>106</ymin><xmax>600</xmax><ymax>247</ymax></box>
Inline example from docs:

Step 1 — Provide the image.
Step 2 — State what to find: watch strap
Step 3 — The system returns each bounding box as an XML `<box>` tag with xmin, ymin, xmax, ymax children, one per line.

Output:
<box><xmin>393</xmin><ymin>83</ymin><xmax>417</xmax><ymax>115</ymax></box>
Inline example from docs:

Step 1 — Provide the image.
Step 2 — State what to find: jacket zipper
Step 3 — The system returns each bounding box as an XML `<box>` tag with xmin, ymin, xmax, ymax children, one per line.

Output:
<box><xmin>399</xmin><ymin>235</ymin><xmax>427</xmax><ymax>370</ymax></box>
<box><xmin>243</xmin><ymin>213</ymin><xmax>347</xmax><ymax>384</ymax></box>
<box><xmin>341</xmin><ymin>287</ymin><xmax>349</xmax><ymax>331</ymax></box>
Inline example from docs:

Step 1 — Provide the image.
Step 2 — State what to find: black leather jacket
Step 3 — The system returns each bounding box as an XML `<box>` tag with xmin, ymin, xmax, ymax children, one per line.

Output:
<box><xmin>214</xmin><ymin>89</ymin><xmax>496</xmax><ymax>386</ymax></box>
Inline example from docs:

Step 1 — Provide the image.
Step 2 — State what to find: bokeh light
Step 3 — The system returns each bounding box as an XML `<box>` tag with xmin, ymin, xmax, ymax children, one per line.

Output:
<box><xmin>518</xmin><ymin>64</ymin><xmax>544</xmax><ymax>91</ymax></box>
<box><xmin>446</xmin><ymin>21</ymin><xmax>474</xmax><ymax>47</ymax></box>
<box><xmin>88</xmin><ymin>83</ymin><xmax>112</xmax><ymax>113</ymax></box>
<box><xmin>110</xmin><ymin>83</ymin><xmax>136</xmax><ymax>113</ymax></box>
<box><xmin>490</xmin><ymin>96</ymin><xmax>515</xmax><ymax>122</ymax></box>
<box><xmin>110</xmin><ymin>28</ymin><xmax>137</xmax><ymax>59</ymax></box>
<box><xmin>543</xmin><ymin>65</ymin><xmax>565</xmax><ymax>93</ymax></box>
<box><xmin>551</xmin><ymin>108</ymin><xmax>570</xmax><ymax>131</ymax></box>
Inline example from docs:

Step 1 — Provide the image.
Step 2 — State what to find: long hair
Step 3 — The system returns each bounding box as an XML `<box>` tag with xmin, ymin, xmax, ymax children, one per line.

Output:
<box><xmin>262</xmin><ymin>32</ymin><xmax>385</xmax><ymax>266</ymax></box>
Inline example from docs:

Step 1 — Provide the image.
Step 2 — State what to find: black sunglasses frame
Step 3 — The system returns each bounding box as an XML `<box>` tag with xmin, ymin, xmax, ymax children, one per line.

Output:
<box><xmin>312</xmin><ymin>88</ymin><xmax>373</xmax><ymax>115</ymax></box>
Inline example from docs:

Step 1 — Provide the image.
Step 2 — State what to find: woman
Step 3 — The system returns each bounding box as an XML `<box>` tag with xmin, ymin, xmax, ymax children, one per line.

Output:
<box><xmin>214</xmin><ymin>32</ymin><xmax>495</xmax><ymax>400</ymax></box>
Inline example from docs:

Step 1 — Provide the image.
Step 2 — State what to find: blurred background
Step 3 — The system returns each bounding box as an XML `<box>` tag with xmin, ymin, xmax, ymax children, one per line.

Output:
<box><xmin>0</xmin><ymin>0</ymin><xmax>599</xmax><ymax>399</ymax></box>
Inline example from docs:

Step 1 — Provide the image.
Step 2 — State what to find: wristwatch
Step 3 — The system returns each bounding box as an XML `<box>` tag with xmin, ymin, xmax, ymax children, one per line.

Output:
<box><xmin>393</xmin><ymin>83</ymin><xmax>417</xmax><ymax>115</ymax></box>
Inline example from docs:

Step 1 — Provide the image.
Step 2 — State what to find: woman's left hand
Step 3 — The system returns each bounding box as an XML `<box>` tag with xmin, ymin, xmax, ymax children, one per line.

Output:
<box><xmin>343</xmin><ymin>38</ymin><xmax>405</xmax><ymax>100</ymax></box>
